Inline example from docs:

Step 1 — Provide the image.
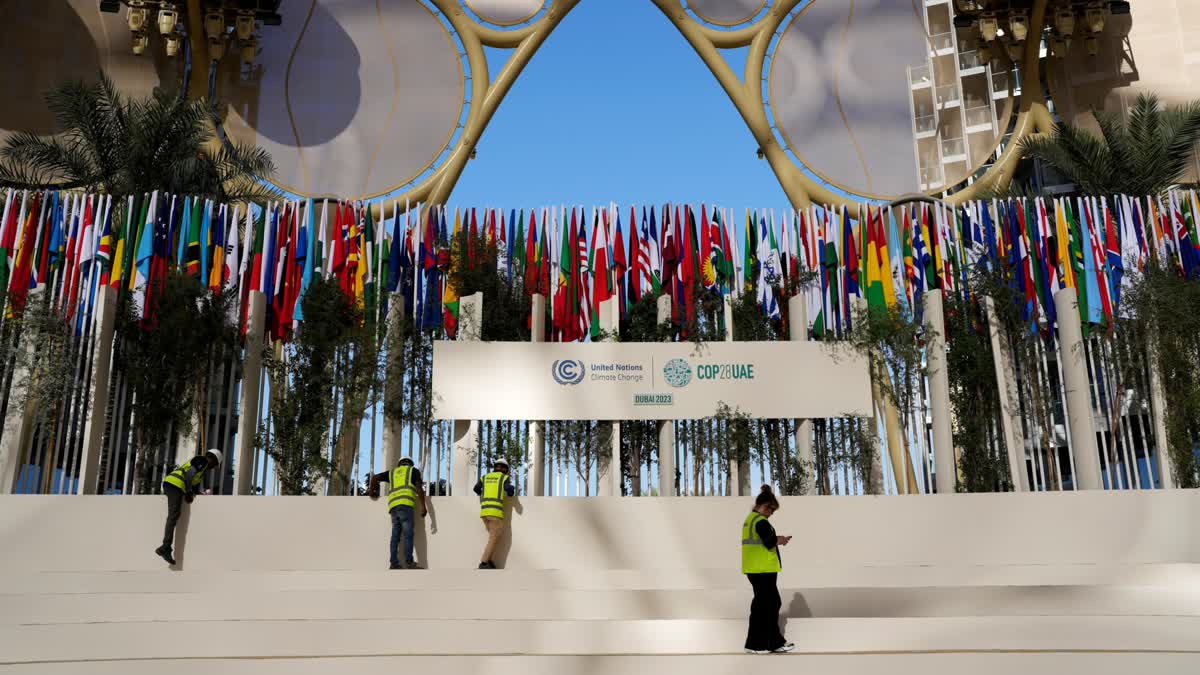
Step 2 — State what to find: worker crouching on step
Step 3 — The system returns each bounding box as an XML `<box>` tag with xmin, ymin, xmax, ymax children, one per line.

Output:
<box><xmin>474</xmin><ymin>458</ymin><xmax>514</xmax><ymax>569</ymax></box>
<box><xmin>156</xmin><ymin>449</ymin><xmax>222</xmax><ymax>566</ymax></box>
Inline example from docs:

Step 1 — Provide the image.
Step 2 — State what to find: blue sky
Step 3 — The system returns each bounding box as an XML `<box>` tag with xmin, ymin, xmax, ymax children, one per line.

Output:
<box><xmin>449</xmin><ymin>1</ymin><xmax>790</xmax><ymax>210</ymax></box>
<box><xmin>369</xmin><ymin>3</ymin><xmax>802</xmax><ymax>494</ymax></box>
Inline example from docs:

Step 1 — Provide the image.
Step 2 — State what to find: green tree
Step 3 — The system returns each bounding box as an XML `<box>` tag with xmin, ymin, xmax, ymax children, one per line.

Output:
<box><xmin>0</xmin><ymin>73</ymin><xmax>276</xmax><ymax>203</ymax></box>
<box><xmin>114</xmin><ymin>271</ymin><xmax>237</xmax><ymax>492</ymax></box>
<box><xmin>261</xmin><ymin>278</ymin><xmax>369</xmax><ymax>495</ymax></box>
<box><xmin>1020</xmin><ymin>93</ymin><xmax>1200</xmax><ymax>196</ymax></box>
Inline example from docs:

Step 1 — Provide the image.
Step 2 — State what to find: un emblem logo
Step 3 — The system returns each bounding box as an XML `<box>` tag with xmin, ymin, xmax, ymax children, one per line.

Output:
<box><xmin>662</xmin><ymin>358</ymin><xmax>692</xmax><ymax>388</ymax></box>
<box><xmin>551</xmin><ymin>359</ymin><xmax>585</xmax><ymax>385</ymax></box>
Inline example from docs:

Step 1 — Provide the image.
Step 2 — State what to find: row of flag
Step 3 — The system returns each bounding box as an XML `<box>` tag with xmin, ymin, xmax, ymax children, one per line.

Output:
<box><xmin>1</xmin><ymin>188</ymin><xmax>1197</xmax><ymax>345</ymax></box>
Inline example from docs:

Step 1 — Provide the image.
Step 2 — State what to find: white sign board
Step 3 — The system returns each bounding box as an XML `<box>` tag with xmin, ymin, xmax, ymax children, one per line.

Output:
<box><xmin>432</xmin><ymin>341</ymin><xmax>873</xmax><ymax>421</ymax></box>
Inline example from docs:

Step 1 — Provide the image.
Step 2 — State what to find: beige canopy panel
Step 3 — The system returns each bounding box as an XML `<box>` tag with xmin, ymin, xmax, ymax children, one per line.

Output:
<box><xmin>432</xmin><ymin>340</ymin><xmax>873</xmax><ymax>421</ymax></box>
<box><xmin>218</xmin><ymin>0</ymin><xmax>465</xmax><ymax>200</ymax></box>
<box><xmin>464</xmin><ymin>0</ymin><xmax>546</xmax><ymax>25</ymax></box>
<box><xmin>0</xmin><ymin>0</ymin><xmax>177</xmax><ymax>147</ymax></box>
<box><xmin>688</xmin><ymin>0</ymin><xmax>766</xmax><ymax>27</ymax></box>
<box><xmin>769</xmin><ymin>0</ymin><xmax>933</xmax><ymax>198</ymax></box>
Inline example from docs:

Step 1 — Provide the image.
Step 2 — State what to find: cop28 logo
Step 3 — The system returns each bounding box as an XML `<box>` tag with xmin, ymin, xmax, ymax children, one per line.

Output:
<box><xmin>551</xmin><ymin>359</ymin><xmax>585</xmax><ymax>385</ymax></box>
<box><xmin>662</xmin><ymin>358</ymin><xmax>692</xmax><ymax>388</ymax></box>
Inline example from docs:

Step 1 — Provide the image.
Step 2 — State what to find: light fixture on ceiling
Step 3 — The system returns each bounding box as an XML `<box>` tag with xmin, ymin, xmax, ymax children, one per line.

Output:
<box><xmin>1050</xmin><ymin>37</ymin><xmax>1068</xmax><ymax>58</ymax></box>
<box><xmin>1085</xmin><ymin>36</ymin><xmax>1100</xmax><ymax>56</ymax></box>
<box><xmin>158</xmin><ymin>4</ymin><xmax>178</xmax><ymax>36</ymax></box>
<box><xmin>205</xmin><ymin>10</ymin><xmax>226</xmax><ymax>61</ymax></box>
<box><xmin>235</xmin><ymin>12</ymin><xmax>255</xmax><ymax>42</ymax></box>
<box><xmin>132</xmin><ymin>33</ymin><xmax>149</xmax><ymax>56</ymax></box>
<box><xmin>1054</xmin><ymin>9</ymin><xmax>1075</xmax><ymax>36</ymax></box>
<box><xmin>204</xmin><ymin>10</ymin><xmax>224</xmax><ymax>40</ymax></box>
<box><xmin>127</xmin><ymin>1</ymin><xmax>148</xmax><ymax>32</ymax></box>
<box><xmin>1085</xmin><ymin>4</ymin><xmax>1106</xmax><ymax>33</ymax></box>
<box><xmin>979</xmin><ymin>14</ymin><xmax>999</xmax><ymax>42</ymax></box>
<box><xmin>1008</xmin><ymin>11</ymin><xmax>1028</xmax><ymax>42</ymax></box>
<box><xmin>165</xmin><ymin>33</ymin><xmax>181</xmax><ymax>57</ymax></box>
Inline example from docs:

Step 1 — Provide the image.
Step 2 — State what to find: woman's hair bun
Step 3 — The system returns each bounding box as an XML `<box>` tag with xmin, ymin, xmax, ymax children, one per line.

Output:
<box><xmin>760</xmin><ymin>484</ymin><xmax>773</xmax><ymax>494</ymax></box>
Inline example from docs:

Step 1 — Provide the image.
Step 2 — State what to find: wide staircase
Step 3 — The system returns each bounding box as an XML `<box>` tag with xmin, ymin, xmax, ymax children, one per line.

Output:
<box><xmin>2</xmin><ymin>491</ymin><xmax>1199</xmax><ymax>673</ymax></box>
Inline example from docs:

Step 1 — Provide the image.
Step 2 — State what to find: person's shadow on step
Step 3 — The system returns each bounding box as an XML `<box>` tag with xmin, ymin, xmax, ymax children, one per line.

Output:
<box><xmin>414</xmin><ymin>500</ymin><xmax>437</xmax><ymax>568</ymax></box>
<box><xmin>492</xmin><ymin>497</ymin><xmax>523</xmax><ymax>569</ymax></box>
<box><xmin>780</xmin><ymin>592</ymin><xmax>812</xmax><ymax>634</ymax></box>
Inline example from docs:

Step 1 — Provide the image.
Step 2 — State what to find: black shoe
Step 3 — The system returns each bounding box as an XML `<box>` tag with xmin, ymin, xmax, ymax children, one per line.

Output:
<box><xmin>487</xmin><ymin>561</ymin><xmax>497</xmax><ymax>570</ymax></box>
<box><xmin>155</xmin><ymin>545</ymin><xmax>176</xmax><ymax>566</ymax></box>
<box><xmin>389</xmin><ymin>562</ymin><xmax>402</xmax><ymax>570</ymax></box>
<box><xmin>772</xmin><ymin>642</ymin><xmax>795</xmax><ymax>653</ymax></box>
<box><xmin>478</xmin><ymin>562</ymin><xmax>490</xmax><ymax>569</ymax></box>
<box><xmin>405</xmin><ymin>562</ymin><xmax>424</xmax><ymax>570</ymax></box>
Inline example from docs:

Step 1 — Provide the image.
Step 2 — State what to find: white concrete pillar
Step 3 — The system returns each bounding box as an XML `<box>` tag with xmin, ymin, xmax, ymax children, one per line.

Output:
<box><xmin>78</xmin><ymin>286</ymin><xmax>118</xmax><ymax>494</ymax></box>
<box><xmin>451</xmin><ymin>292</ymin><xmax>483</xmax><ymax>497</ymax></box>
<box><xmin>1146</xmin><ymin>343</ymin><xmax>1175</xmax><ymax>489</ymax></box>
<box><xmin>380</xmin><ymin>293</ymin><xmax>405</xmax><ymax>470</ymax></box>
<box><xmin>924</xmin><ymin>291</ymin><xmax>956</xmax><ymax>494</ymax></box>
<box><xmin>234</xmin><ymin>291</ymin><xmax>266</xmax><ymax>495</ymax></box>
<box><xmin>597</xmin><ymin>297</ymin><xmax>622</xmax><ymax>496</ymax></box>
<box><xmin>0</xmin><ymin>316</ymin><xmax>37</xmax><ymax>494</ymax></box>
<box><xmin>528</xmin><ymin>294</ymin><xmax>547</xmax><ymax>496</ymax></box>
<box><xmin>655</xmin><ymin>294</ymin><xmax>675</xmax><ymax>497</ymax></box>
<box><xmin>787</xmin><ymin>295</ymin><xmax>816</xmax><ymax>495</ymax></box>
<box><xmin>984</xmin><ymin>297</ymin><xmax>1029</xmax><ymax>492</ymax></box>
<box><xmin>1054</xmin><ymin>288</ymin><xmax>1101</xmax><ymax>490</ymax></box>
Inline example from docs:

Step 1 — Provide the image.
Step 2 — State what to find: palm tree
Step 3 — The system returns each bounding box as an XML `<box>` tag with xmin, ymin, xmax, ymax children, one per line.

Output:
<box><xmin>0</xmin><ymin>73</ymin><xmax>277</xmax><ymax>203</ymax></box>
<box><xmin>1020</xmin><ymin>93</ymin><xmax>1200</xmax><ymax>196</ymax></box>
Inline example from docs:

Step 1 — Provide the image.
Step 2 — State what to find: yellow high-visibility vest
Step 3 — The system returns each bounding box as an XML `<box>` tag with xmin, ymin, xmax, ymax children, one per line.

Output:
<box><xmin>163</xmin><ymin>458</ymin><xmax>207</xmax><ymax>492</ymax></box>
<box><xmin>479</xmin><ymin>472</ymin><xmax>509</xmax><ymax>519</ymax></box>
<box><xmin>741</xmin><ymin>512</ymin><xmax>781</xmax><ymax>574</ymax></box>
<box><xmin>388</xmin><ymin>465</ymin><xmax>417</xmax><ymax>510</ymax></box>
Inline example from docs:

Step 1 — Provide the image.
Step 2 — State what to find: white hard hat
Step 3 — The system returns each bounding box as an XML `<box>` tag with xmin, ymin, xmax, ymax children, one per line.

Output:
<box><xmin>494</xmin><ymin>458</ymin><xmax>509</xmax><ymax>468</ymax></box>
<box><xmin>206</xmin><ymin>449</ymin><xmax>223</xmax><ymax>464</ymax></box>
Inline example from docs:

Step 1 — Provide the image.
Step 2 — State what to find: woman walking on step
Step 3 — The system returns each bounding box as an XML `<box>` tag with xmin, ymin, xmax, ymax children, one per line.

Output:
<box><xmin>741</xmin><ymin>485</ymin><xmax>795</xmax><ymax>654</ymax></box>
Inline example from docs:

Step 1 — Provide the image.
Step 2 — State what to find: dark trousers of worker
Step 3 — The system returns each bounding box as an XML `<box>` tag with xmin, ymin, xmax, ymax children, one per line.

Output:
<box><xmin>162</xmin><ymin>484</ymin><xmax>185</xmax><ymax>549</ymax></box>
<box><xmin>745</xmin><ymin>573</ymin><xmax>786</xmax><ymax>651</ymax></box>
<box><xmin>389</xmin><ymin>506</ymin><xmax>415</xmax><ymax>566</ymax></box>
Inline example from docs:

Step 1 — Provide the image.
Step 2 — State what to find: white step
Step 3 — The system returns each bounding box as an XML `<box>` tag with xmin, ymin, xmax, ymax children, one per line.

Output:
<box><xmin>3</xmin><ymin>616</ymin><xmax>1199</xmax><ymax>663</ymax></box>
<box><xmin>5</xmin><ymin>492</ymin><xmax>1200</xmax><ymax>573</ymax></box>
<box><xmin>7</xmin><ymin>585</ymin><xmax>1200</xmax><ymax>625</ymax></box>
<box><xmin>4</xmin><ymin>563</ymin><xmax>1198</xmax><ymax>594</ymax></box>
<box><xmin>4</xmin><ymin>653</ymin><xmax>1200</xmax><ymax>675</ymax></box>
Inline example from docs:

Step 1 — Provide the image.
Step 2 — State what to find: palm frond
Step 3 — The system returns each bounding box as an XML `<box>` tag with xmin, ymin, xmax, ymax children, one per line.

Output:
<box><xmin>1094</xmin><ymin>108</ymin><xmax>1135</xmax><ymax>192</ymax></box>
<box><xmin>5</xmin><ymin>75</ymin><xmax>276</xmax><ymax>201</ymax></box>
<box><xmin>1156</xmin><ymin>99</ymin><xmax>1200</xmax><ymax>193</ymax></box>
<box><xmin>1020</xmin><ymin>121</ymin><xmax>1113</xmax><ymax>195</ymax></box>
<box><xmin>1</xmin><ymin>131</ymin><xmax>98</xmax><ymax>188</ymax></box>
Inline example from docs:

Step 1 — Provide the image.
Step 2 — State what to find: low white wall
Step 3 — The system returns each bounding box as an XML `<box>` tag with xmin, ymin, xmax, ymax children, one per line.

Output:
<box><xmin>1</xmin><ymin>491</ymin><xmax>1198</xmax><ymax>572</ymax></box>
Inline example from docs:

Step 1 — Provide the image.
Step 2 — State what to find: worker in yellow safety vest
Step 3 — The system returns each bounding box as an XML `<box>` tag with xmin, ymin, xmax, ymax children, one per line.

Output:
<box><xmin>741</xmin><ymin>484</ymin><xmax>795</xmax><ymax>654</ymax></box>
<box><xmin>473</xmin><ymin>458</ymin><xmax>515</xmax><ymax>569</ymax></box>
<box><xmin>155</xmin><ymin>449</ymin><xmax>222</xmax><ymax>566</ymax></box>
<box><xmin>368</xmin><ymin>457</ymin><xmax>429</xmax><ymax>569</ymax></box>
